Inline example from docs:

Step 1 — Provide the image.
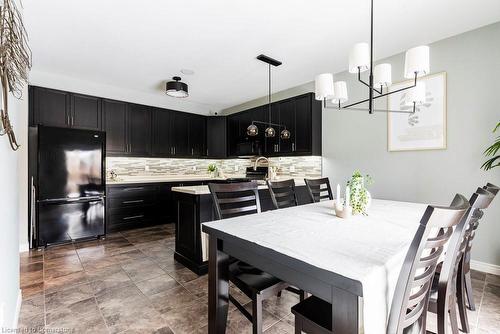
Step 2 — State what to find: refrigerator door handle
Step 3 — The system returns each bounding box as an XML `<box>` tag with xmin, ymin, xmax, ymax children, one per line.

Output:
<box><xmin>38</xmin><ymin>196</ymin><xmax>104</xmax><ymax>204</ymax></box>
<box><xmin>30</xmin><ymin>177</ymin><xmax>36</xmax><ymax>248</ymax></box>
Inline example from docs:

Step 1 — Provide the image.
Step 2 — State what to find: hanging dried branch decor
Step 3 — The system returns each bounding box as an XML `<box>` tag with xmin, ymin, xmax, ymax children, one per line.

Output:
<box><xmin>0</xmin><ymin>0</ymin><xmax>31</xmax><ymax>151</ymax></box>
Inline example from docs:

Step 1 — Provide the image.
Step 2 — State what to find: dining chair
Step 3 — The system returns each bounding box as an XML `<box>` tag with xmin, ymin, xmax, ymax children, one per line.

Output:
<box><xmin>460</xmin><ymin>183</ymin><xmax>499</xmax><ymax>312</ymax></box>
<box><xmin>266</xmin><ymin>179</ymin><xmax>306</xmax><ymax>300</ymax></box>
<box><xmin>304</xmin><ymin>177</ymin><xmax>333</xmax><ymax>203</ymax></box>
<box><xmin>267</xmin><ymin>179</ymin><xmax>299</xmax><ymax>209</ymax></box>
<box><xmin>427</xmin><ymin>188</ymin><xmax>495</xmax><ymax>334</ymax></box>
<box><xmin>208</xmin><ymin>182</ymin><xmax>290</xmax><ymax>334</ymax></box>
<box><xmin>290</xmin><ymin>194</ymin><xmax>470</xmax><ymax>334</ymax></box>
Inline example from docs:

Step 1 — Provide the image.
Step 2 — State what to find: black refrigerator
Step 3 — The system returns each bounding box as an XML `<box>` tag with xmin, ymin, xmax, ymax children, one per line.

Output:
<box><xmin>30</xmin><ymin>126</ymin><xmax>106</xmax><ymax>247</ymax></box>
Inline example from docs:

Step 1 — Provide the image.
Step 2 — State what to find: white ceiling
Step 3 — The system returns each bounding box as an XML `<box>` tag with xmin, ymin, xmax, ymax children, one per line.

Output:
<box><xmin>24</xmin><ymin>0</ymin><xmax>500</xmax><ymax>114</ymax></box>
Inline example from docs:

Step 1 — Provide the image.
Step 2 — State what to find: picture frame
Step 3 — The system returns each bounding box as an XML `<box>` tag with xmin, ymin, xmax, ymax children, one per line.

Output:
<box><xmin>387</xmin><ymin>71</ymin><xmax>447</xmax><ymax>152</ymax></box>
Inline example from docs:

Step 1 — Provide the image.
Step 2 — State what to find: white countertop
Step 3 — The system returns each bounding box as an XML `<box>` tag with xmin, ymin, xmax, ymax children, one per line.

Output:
<box><xmin>172</xmin><ymin>178</ymin><xmax>307</xmax><ymax>195</ymax></box>
<box><xmin>106</xmin><ymin>175</ymin><xmax>243</xmax><ymax>185</ymax></box>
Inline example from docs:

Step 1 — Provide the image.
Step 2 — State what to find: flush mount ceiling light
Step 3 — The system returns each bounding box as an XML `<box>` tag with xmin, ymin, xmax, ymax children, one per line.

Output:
<box><xmin>247</xmin><ymin>54</ymin><xmax>291</xmax><ymax>140</ymax></box>
<box><xmin>314</xmin><ymin>0</ymin><xmax>430</xmax><ymax>114</ymax></box>
<box><xmin>166</xmin><ymin>76</ymin><xmax>188</xmax><ymax>98</ymax></box>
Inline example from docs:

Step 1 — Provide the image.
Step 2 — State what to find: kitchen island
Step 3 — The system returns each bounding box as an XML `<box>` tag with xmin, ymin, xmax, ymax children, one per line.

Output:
<box><xmin>171</xmin><ymin>180</ymin><xmax>311</xmax><ymax>275</ymax></box>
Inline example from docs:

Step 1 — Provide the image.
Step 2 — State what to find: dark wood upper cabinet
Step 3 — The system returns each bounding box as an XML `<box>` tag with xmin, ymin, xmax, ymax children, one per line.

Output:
<box><xmin>103</xmin><ymin>99</ymin><xmax>128</xmax><ymax>155</ymax></box>
<box><xmin>30</xmin><ymin>86</ymin><xmax>320</xmax><ymax>159</ymax></box>
<box><xmin>128</xmin><ymin>104</ymin><xmax>152</xmax><ymax>156</ymax></box>
<box><xmin>189</xmin><ymin>115</ymin><xmax>206</xmax><ymax>157</ymax></box>
<box><xmin>71</xmin><ymin>94</ymin><xmax>102</xmax><ymax>130</ymax></box>
<box><xmin>31</xmin><ymin>87</ymin><xmax>70</xmax><ymax>128</ymax></box>
<box><xmin>277</xmin><ymin>99</ymin><xmax>296</xmax><ymax>154</ymax></box>
<box><xmin>207</xmin><ymin>116</ymin><xmax>226</xmax><ymax>158</ymax></box>
<box><xmin>293</xmin><ymin>95</ymin><xmax>312</xmax><ymax>154</ymax></box>
<box><xmin>152</xmin><ymin>108</ymin><xmax>172</xmax><ymax>157</ymax></box>
<box><xmin>171</xmin><ymin>112</ymin><xmax>190</xmax><ymax>157</ymax></box>
<box><xmin>226</xmin><ymin>93</ymin><xmax>321</xmax><ymax>157</ymax></box>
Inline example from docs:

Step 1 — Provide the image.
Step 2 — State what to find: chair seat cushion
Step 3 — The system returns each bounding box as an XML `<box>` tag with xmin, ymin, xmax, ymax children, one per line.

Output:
<box><xmin>291</xmin><ymin>296</ymin><xmax>332</xmax><ymax>331</ymax></box>
<box><xmin>229</xmin><ymin>261</ymin><xmax>282</xmax><ymax>294</ymax></box>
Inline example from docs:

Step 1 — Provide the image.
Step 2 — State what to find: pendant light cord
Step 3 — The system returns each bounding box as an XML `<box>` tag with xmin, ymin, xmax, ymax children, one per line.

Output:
<box><xmin>268</xmin><ymin>63</ymin><xmax>272</xmax><ymax>116</ymax></box>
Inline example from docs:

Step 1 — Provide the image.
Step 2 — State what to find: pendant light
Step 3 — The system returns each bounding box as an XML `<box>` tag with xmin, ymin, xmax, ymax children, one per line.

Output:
<box><xmin>314</xmin><ymin>0</ymin><xmax>430</xmax><ymax>114</ymax></box>
<box><xmin>246</xmin><ymin>55</ymin><xmax>291</xmax><ymax>140</ymax></box>
<box><xmin>166</xmin><ymin>76</ymin><xmax>189</xmax><ymax>98</ymax></box>
<box><xmin>247</xmin><ymin>123</ymin><xmax>258</xmax><ymax>136</ymax></box>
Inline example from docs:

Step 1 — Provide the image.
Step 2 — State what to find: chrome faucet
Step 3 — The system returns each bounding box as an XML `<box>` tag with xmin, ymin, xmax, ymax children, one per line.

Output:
<box><xmin>254</xmin><ymin>156</ymin><xmax>270</xmax><ymax>171</ymax></box>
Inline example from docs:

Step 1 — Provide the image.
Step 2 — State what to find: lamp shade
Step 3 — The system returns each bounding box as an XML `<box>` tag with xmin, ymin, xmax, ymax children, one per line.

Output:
<box><xmin>405</xmin><ymin>81</ymin><xmax>426</xmax><ymax>106</ymax></box>
<box><xmin>166</xmin><ymin>76</ymin><xmax>189</xmax><ymax>98</ymax></box>
<box><xmin>404</xmin><ymin>46</ymin><xmax>430</xmax><ymax>78</ymax></box>
<box><xmin>373</xmin><ymin>63</ymin><xmax>392</xmax><ymax>87</ymax></box>
<box><xmin>315</xmin><ymin>73</ymin><xmax>334</xmax><ymax>100</ymax></box>
<box><xmin>331</xmin><ymin>81</ymin><xmax>348</xmax><ymax>104</ymax></box>
<box><xmin>349</xmin><ymin>43</ymin><xmax>370</xmax><ymax>73</ymax></box>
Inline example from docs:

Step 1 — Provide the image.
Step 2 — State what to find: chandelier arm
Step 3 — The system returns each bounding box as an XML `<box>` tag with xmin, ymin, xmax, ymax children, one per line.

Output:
<box><xmin>251</xmin><ymin>120</ymin><xmax>287</xmax><ymax>129</ymax></box>
<box><xmin>323</xmin><ymin>103</ymin><xmax>416</xmax><ymax>114</ymax></box>
<box><xmin>357</xmin><ymin>68</ymin><xmax>384</xmax><ymax>95</ymax></box>
<box><xmin>339</xmin><ymin>72</ymin><xmax>418</xmax><ymax>109</ymax></box>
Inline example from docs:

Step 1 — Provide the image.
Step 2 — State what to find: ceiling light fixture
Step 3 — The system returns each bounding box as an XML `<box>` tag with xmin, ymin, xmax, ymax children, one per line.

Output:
<box><xmin>315</xmin><ymin>0</ymin><xmax>430</xmax><ymax>114</ymax></box>
<box><xmin>246</xmin><ymin>54</ymin><xmax>291</xmax><ymax>140</ymax></box>
<box><xmin>166</xmin><ymin>76</ymin><xmax>188</xmax><ymax>98</ymax></box>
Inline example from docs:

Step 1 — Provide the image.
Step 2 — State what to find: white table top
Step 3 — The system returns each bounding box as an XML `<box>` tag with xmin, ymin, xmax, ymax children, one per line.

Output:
<box><xmin>203</xmin><ymin>199</ymin><xmax>428</xmax><ymax>333</ymax></box>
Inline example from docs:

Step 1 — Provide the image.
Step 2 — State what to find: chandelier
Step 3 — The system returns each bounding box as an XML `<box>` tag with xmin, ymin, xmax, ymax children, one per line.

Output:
<box><xmin>315</xmin><ymin>0</ymin><xmax>430</xmax><ymax>114</ymax></box>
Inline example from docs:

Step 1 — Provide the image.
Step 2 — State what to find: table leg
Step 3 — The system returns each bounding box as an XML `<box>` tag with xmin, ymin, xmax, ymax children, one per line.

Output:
<box><xmin>208</xmin><ymin>235</ymin><xmax>230</xmax><ymax>334</ymax></box>
<box><xmin>331</xmin><ymin>286</ymin><xmax>360</xmax><ymax>333</ymax></box>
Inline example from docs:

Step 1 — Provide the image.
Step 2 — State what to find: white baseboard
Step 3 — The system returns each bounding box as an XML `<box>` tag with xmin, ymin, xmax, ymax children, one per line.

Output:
<box><xmin>12</xmin><ymin>289</ymin><xmax>22</xmax><ymax>329</ymax></box>
<box><xmin>471</xmin><ymin>260</ymin><xmax>500</xmax><ymax>276</ymax></box>
<box><xmin>19</xmin><ymin>243</ymin><xmax>29</xmax><ymax>253</ymax></box>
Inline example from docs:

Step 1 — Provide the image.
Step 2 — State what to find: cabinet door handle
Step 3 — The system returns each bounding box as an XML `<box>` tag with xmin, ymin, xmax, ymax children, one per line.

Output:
<box><xmin>191</xmin><ymin>148</ymin><xmax>194</xmax><ymax>156</ymax></box>
<box><xmin>292</xmin><ymin>143</ymin><xmax>295</xmax><ymax>152</ymax></box>
<box><xmin>122</xmin><ymin>199</ymin><xmax>144</xmax><ymax>204</ymax></box>
<box><xmin>123</xmin><ymin>214</ymin><xmax>144</xmax><ymax>220</ymax></box>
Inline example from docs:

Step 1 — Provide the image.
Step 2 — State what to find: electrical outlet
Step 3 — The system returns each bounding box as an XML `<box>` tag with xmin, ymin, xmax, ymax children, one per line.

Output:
<box><xmin>290</xmin><ymin>165</ymin><xmax>296</xmax><ymax>172</ymax></box>
<box><xmin>192</xmin><ymin>166</ymin><xmax>197</xmax><ymax>171</ymax></box>
<box><xmin>144</xmin><ymin>165</ymin><xmax>150</xmax><ymax>172</ymax></box>
<box><xmin>234</xmin><ymin>165</ymin><xmax>239</xmax><ymax>172</ymax></box>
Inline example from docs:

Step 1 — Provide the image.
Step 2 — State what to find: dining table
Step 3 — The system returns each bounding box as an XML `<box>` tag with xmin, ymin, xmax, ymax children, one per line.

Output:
<box><xmin>202</xmin><ymin>199</ymin><xmax>429</xmax><ymax>334</ymax></box>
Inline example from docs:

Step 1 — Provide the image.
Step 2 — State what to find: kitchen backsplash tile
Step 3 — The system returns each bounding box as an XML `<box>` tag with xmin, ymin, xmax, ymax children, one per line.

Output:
<box><xmin>106</xmin><ymin>156</ymin><xmax>322</xmax><ymax>179</ymax></box>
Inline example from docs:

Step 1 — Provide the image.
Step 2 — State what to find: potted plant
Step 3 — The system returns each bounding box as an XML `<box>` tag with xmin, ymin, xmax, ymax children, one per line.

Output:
<box><xmin>347</xmin><ymin>171</ymin><xmax>373</xmax><ymax>215</ymax></box>
<box><xmin>481</xmin><ymin>122</ymin><xmax>499</xmax><ymax>171</ymax></box>
<box><xmin>207</xmin><ymin>163</ymin><xmax>218</xmax><ymax>178</ymax></box>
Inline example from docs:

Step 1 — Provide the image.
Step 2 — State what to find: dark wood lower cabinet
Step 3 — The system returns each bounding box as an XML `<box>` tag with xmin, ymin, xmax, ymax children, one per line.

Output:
<box><xmin>106</xmin><ymin>180</ymin><xmax>215</xmax><ymax>233</ymax></box>
<box><xmin>172</xmin><ymin>185</ymin><xmax>311</xmax><ymax>275</ymax></box>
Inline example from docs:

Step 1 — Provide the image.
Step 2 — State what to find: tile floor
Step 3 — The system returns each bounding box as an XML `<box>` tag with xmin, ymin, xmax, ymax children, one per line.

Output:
<box><xmin>18</xmin><ymin>224</ymin><xmax>500</xmax><ymax>334</ymax></box>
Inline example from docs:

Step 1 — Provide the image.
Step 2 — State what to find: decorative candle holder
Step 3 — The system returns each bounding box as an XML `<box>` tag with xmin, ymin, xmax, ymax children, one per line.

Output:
<box><xmin>333</xmin><ymin>200</ymin><xmax>352</xmax><ymax>219</ymax></box>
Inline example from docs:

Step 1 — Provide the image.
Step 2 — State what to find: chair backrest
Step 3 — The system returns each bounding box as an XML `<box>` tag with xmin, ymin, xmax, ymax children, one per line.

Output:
<box><xmin>387</xmin><ymin>194</ymin><xmax>470</xmax><ymax>334</ymax></box>
<box><xmin>267</xmin><ymin>179</ymin><xmax>298</xmax><ymax>209</ymax></box>
<box><xmin>208</xmin><ymin>182</ymin><xmax>261</xmax><ymax>220</ymax></box>
<box><xmin>436</xmin><ymin>188</ymin><xmax>495</xmax><ymax>313</ymax></box>
<box><xmin>463</xmin><ymin>186</ymin><xmax>498</xmax><ymax>272</ymax></box>
<box><xmin>484</xmin><ymin>182</ymin><xmax>499</xmax><ymax>195</ymax></box>
<box><xmin>304</xmin><ymin>177</ymin><xmax>333</xmax><ymax>203</ymax></box>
